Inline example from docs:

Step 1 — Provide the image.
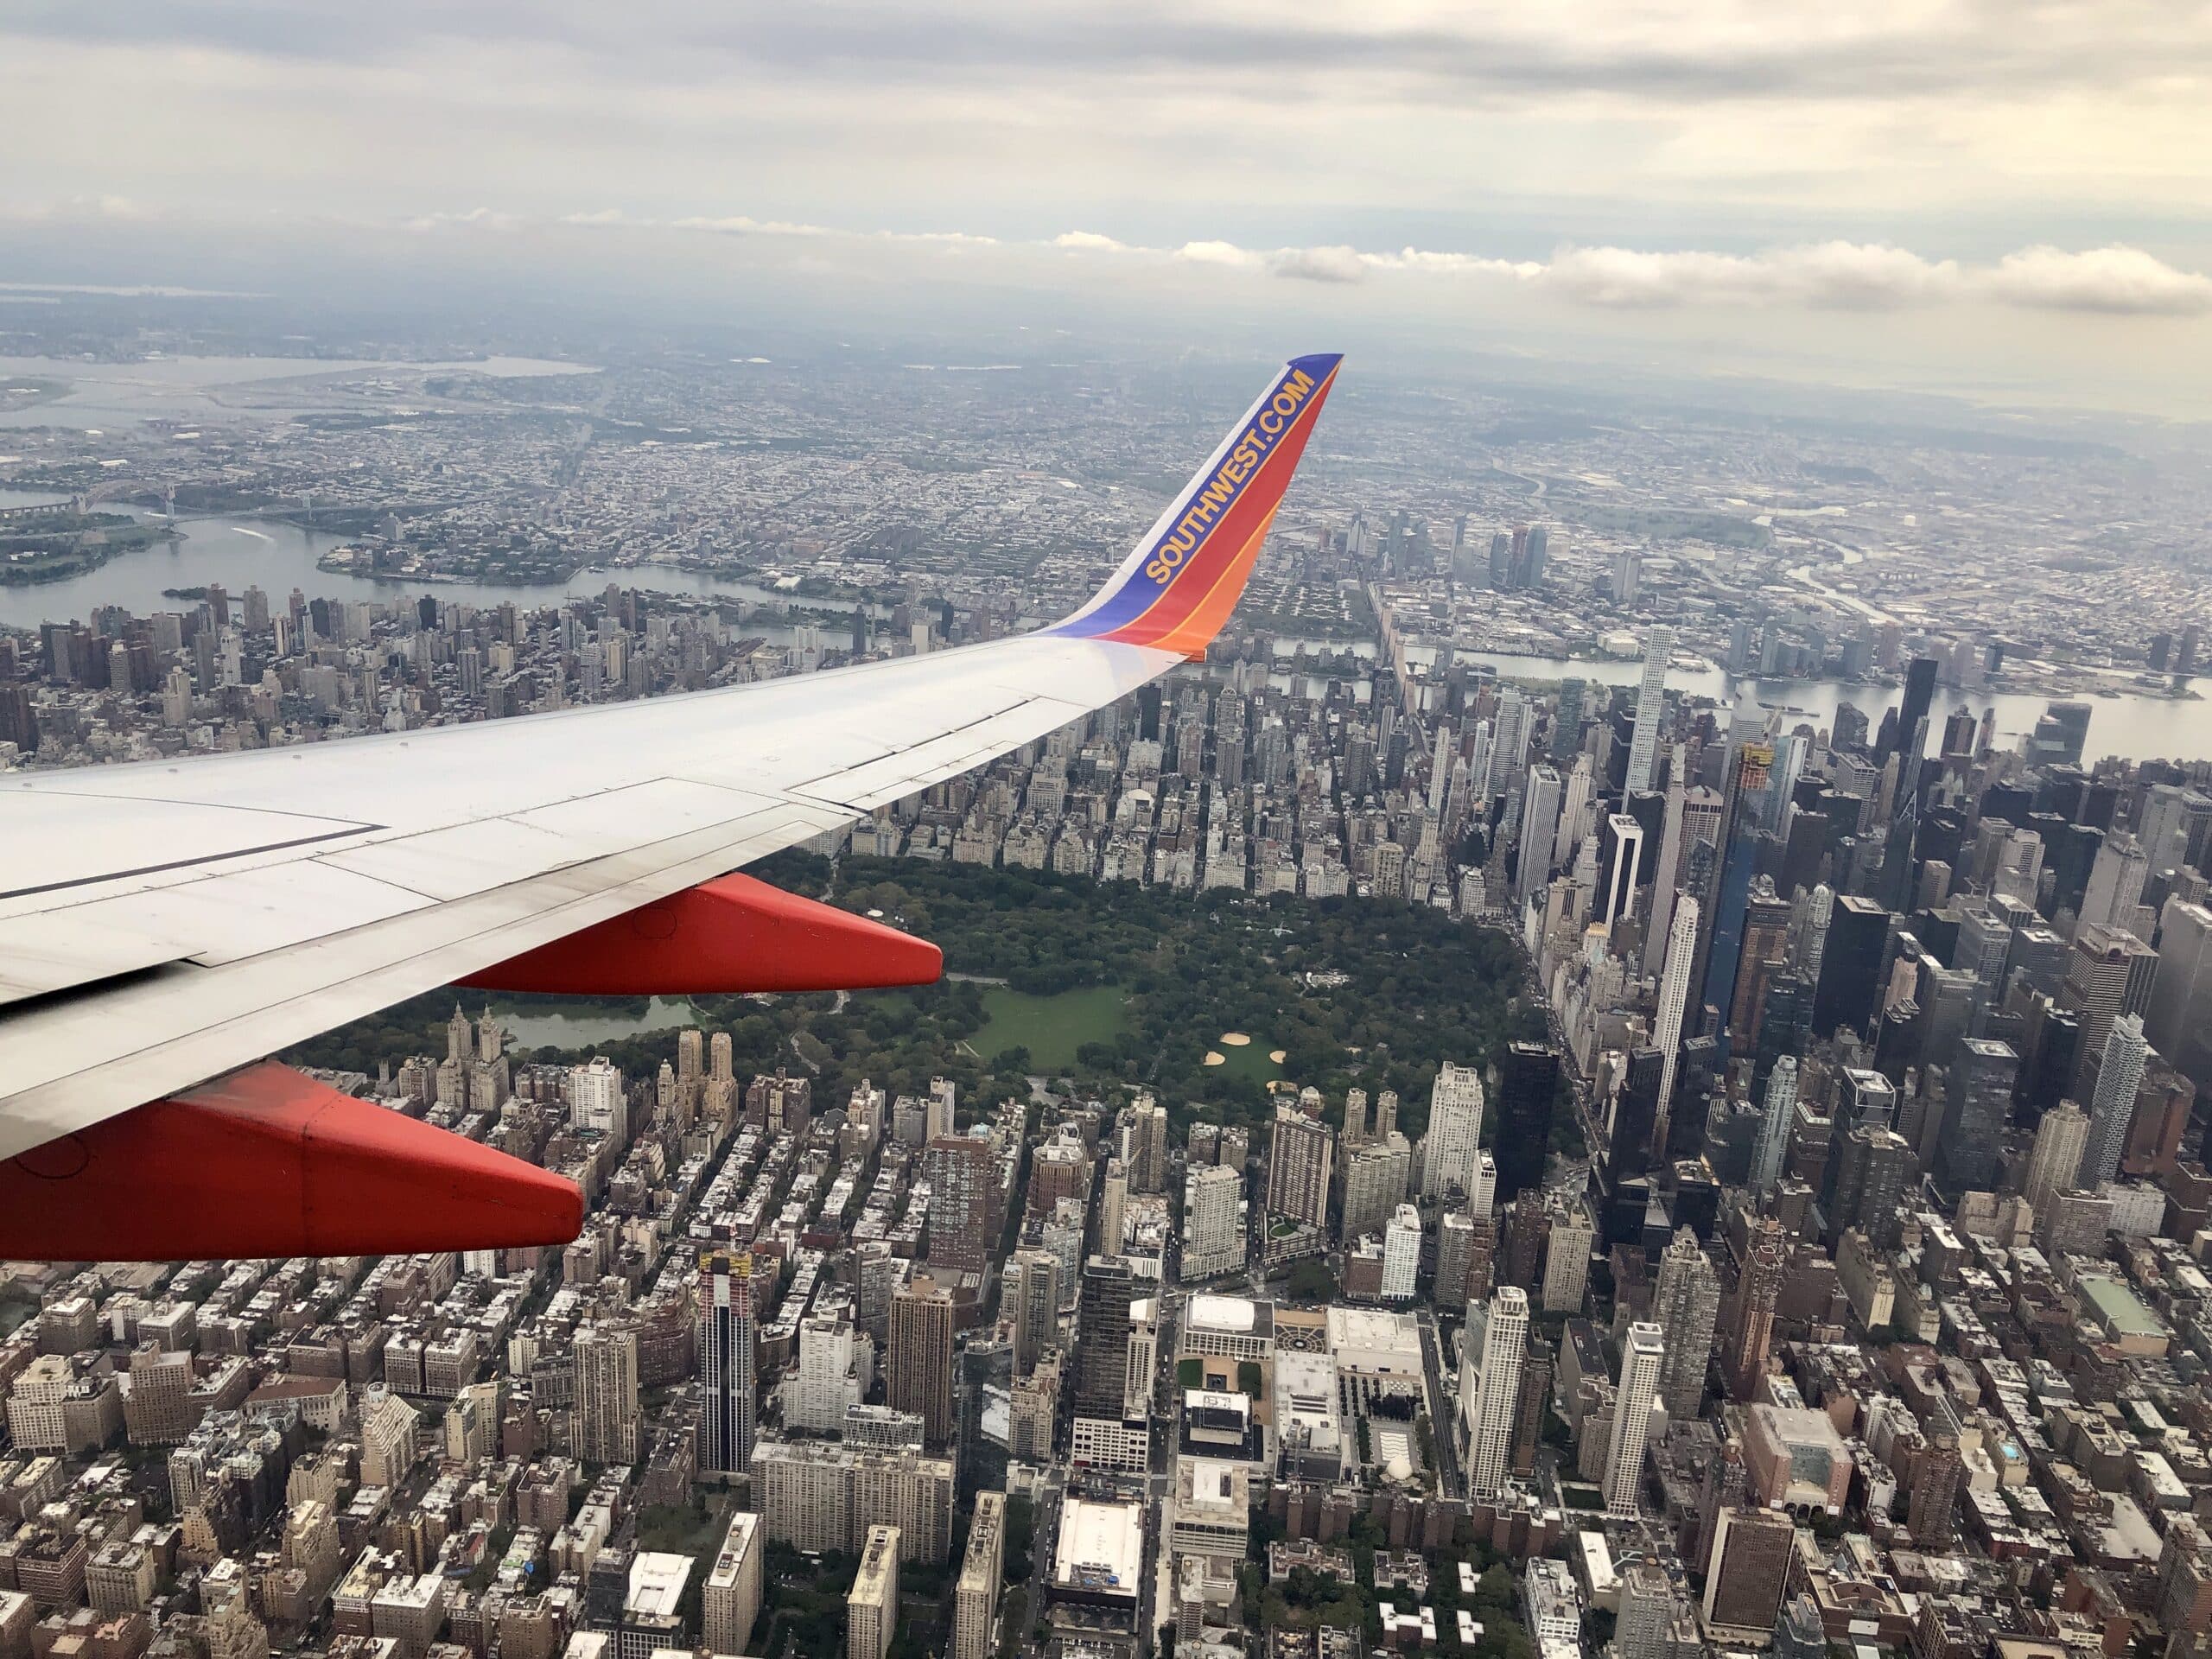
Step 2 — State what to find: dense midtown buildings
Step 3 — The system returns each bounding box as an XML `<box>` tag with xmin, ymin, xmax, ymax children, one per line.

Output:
<box><xmin>22</xmin><ymin>330</ymin><xmax>2212</xmax><ymax>1659</ymax></box>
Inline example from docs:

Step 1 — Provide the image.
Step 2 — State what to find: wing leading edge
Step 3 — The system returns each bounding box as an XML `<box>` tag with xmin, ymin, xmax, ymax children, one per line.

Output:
<box><xmin>0</xmin><ymin>353</ymin><xmax>1342</xmax><ymax>1256</ymax></box>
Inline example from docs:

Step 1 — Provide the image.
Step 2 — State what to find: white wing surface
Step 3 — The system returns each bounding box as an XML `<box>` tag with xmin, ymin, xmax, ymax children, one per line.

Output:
<box><xmin>0</xmin><ymin>353</ymin><xmax>1344</xmax><ymax>1169</ymax></box>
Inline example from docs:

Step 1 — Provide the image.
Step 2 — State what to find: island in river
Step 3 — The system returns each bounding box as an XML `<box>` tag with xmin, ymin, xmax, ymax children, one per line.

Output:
<box><xmin>0</xmin><ymin>505</ymin><xmax>180</xmax><ymax>585</ymax></box>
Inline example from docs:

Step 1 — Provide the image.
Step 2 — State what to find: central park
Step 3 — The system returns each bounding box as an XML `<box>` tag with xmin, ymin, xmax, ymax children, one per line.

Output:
<box><xmin>293</xmin><ymin>853</ymin><xmax>1567</xmax><ymax>1143</ymax></box>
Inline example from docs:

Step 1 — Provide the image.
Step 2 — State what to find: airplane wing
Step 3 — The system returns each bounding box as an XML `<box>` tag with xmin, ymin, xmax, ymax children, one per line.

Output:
<box><xmin>0</xmin><ymin>352</ymin><xmax>1341</xmax><ymax>1259</ymax></box>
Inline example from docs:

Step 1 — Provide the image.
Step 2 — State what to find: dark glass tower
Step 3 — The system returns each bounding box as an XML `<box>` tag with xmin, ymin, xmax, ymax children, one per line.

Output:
<box><xmin>1494</xmin><ymin>1042</ymin><xmax>1560</xmax><ymax>1201</ymax></box>
<box><xmin>697</xmin><ymin>1249</ymin><xmax>755</xmax><ymax>1476</ymax></box>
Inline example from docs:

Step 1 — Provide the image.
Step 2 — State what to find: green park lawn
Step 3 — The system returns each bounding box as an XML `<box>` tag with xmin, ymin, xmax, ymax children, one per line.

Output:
<box><xmin>974</xmin><ymin>984</ymin><xmax>1132</xmax><ymax>1071</ymax></box>
<box><xmin>1208</xmin><ymin>1034</ymin><xmax>1283</xmax><ymax>1087</ymax></box>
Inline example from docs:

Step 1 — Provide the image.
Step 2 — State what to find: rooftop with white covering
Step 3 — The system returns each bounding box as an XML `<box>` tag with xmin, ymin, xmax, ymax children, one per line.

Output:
<box><xmin>1052</xmin><ymin>1496</ymin><xmax>1145</xmax><ymax>1602</ymax></box>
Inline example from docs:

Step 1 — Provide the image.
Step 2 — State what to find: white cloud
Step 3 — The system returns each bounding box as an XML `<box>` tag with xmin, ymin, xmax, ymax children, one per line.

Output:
<box><xmin>1046</xmin><ymin>225</ymin><xmax>2211</xmax><ymax>315</ymax></box>
<box><xmin>884</xmin><ymin>228</ymin><xmax>998</xmax><ymax>245</ymax></box>
<box><xmin>671</xmin><ymin>213</ymin><xmax>835</xmax><ymax>237</ymax></box>
<box><xmin>403</xmin><ymin>206</ymin><xmax>524</xmax><ymax>232</ymax></box>
<box><xmin>0</xmin><ymin>194</ymin><xmax>151</xmax><ymax>222</ymax></box>
<box><xmin>1271</xmin><ymin>245</ymin><xmax>1369</xmax><ymax>284</ymax></box>
<box><xmin>22</xmin><ymin>183</ymin><xmax>2209</xmax><ymax>323</ymax></box>
<box><xmin>1174</xmin><ymin>239</ymin><xmax>1262</xmax><ymax>268</ymax></box>
<box><xmin>1542</xmin><ymin>240</ymin><xmax>1957</xmax><ymax>308</ymax></box>
<box><xmin>1978</xmin><ymin>244</ymin><xmax>2212</xmax><ymax>315</ymax></box>
<box><xmin>1373</xmin><ymin>246</ymin><xmax>1545</xmax><ymax>279</ymax></box>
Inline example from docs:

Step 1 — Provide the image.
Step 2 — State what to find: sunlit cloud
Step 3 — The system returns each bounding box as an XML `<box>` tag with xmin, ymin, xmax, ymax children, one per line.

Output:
<box><xmin>403</xmin><ymin>206</ymin><xmax>524</xmax><ymax>233</ymax></box>
<box><xmin>1978</xmin><ymin>245</ymin><xmax>2212</xmax><ymax>315</ymax></box>
<box><xmin>1052</xmin><ymin>230</ymin><xmax>1130</xmax><ymax>253</ymax></box>
<box><xmin>1060</xmin><ymin>226</ymin><xmax>2212</xmax><ymax>315</ymax></box>
<box><xmin>1174</xmin><ymin>239</ymin><xmax>1262</xmax><ymax>268</ymax></box>
<box><xmin>1272</xmin><ymin>245</ymin><xmax>1369</xmax><ymax>285</ymax></box>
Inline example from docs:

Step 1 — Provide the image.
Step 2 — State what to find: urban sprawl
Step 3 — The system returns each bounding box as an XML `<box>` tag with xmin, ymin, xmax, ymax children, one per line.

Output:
<box><xmin>8</xmin><ymin>343</ymin><xmax>2212</xmax><ymax>1659</ymax></box>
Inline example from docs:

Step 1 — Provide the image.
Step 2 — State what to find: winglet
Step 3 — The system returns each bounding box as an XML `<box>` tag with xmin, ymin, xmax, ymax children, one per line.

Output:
<box><xmin>1049</xmin><ymin>353</ymin><xmax>1341</xmax><ymax>658</ymax></box>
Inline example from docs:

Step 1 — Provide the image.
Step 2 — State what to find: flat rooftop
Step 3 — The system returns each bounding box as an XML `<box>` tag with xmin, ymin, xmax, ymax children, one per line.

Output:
<box><xmin>626</xmin><ymin>1553</ymin><xmax>692</xmax><ymax>1619</ymax></box>
<box><xmin>1325</xmin><ymin>1306</ymin><xmax>1421</xmax><ymax>1367</ymax></box>
<box><xmin>1053</xmin><ymin>1496</ymin><xmax>1145</xmax><ymax>1595</ymax></box>
<box><xmin>1187</xmin><ymin>1294</ymin><xmax>1272</xmax><ymax>1336</ymax></box>
<box><xmin>2078</xmin><ymin>1274</ymin><xmax>2166</xmax><ymax>1341</ymax></box>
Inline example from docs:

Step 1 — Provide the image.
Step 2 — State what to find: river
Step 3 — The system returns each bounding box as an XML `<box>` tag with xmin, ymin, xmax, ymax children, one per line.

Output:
<box><xmin>0</xmin><ymin>353</ymin><xmax>591</xmax><ymax>429</ymax></box>
<box><xmin>1438</xmin><ymin>648</ymin><xmax>2209</xmax><ymax>768</ymax></box>
<box><xmin>4</xmin><ymin>499</ymin><xmax>2204</xmax><ymax>767</ymax></box>
<box><xmin>0</xmin><ymin>505</ymin><xmax>887</xmax><ymax>633</ymax></box>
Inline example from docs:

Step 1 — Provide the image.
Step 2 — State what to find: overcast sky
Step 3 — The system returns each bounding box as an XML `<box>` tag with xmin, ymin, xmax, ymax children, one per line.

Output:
<box><xmin>7</xmin><ymin>1</ymin><xmax>2212</xmax><ymax>414</ymax></box>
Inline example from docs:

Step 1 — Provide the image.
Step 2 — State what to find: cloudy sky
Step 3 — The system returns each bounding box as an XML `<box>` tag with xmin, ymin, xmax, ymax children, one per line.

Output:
<box><xmin>7</xmin><ymin>1</ymin><xmax>2212</xmax><ymax>413</ymax></box>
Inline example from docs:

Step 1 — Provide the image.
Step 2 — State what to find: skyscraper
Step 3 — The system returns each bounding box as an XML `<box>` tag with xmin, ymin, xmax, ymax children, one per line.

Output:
<box><xmin>575</xmin><ymin>1323</ymin><xmax>640</xmax><ymax>1465</ymax></box>
<box><xmin>1421</xmin><ymin>1061</ymin><xmax>1485</xmax><ymax>1201</ymax></box>
<box><xmin>1643</xmin><ymin>754</ymin><xmax>1690</xmax><ymax>978</ymax></box>
<box><xmin>1554</xmin><ymin>753</ymin><xmax>1596</xmax><ymax>872</ymax></box>
<box><xmin>1650</xmin><ymin>897</ymin><xmax>1701</xmax><ymax>1144</ymax></box>
<box><xmin>2064</xmin><ymin>923</ymin><xmax>2159</xmax><ymax>1101</ymax></box>
<box><xmin>1609</xmin><ymin>1047</ymin><xmax>1665</xmax><ymax>1186</ymax></box>
<box><xmin>1697</xmin><ymin>741</ymin><xmax>1775</xmax><ymax>1033</ymax></box>
<box><xmin>1541</xmin><ymin>1193</ymin><xmax>1596</xmax><ymax>1314</ymax></box>
<box><xmin>702</xmin><ymin>1511</ymin><xmax>763</xmax><ymax>1657</ymax></box>
<box><xmin>1494</xmin><ymin>1043</ymin><xmax>1559</xmax><ymax>1201</ymax></box>
<box><xmin>848</xmin><ymin>1526</ymin><xmax>900</xmax><ymax>1659</ymax></box>
<box><xmin>887</xmin><ymin>1276</ymin><xmax>956</xmax><ymax>1450</ymax></box>
<box><xmin>1618</xmin><ymin>1560</ymin><xmax>1694</xmax><ymax>1659</ymax></box>
<box><xmin>1180</xmin><ymin>1164</ymin><xmax>1245</xmax><ymax>1281</ymax></box>
<box><xmin>1651</xmin><ymin>1230</ymin><xmax>1721</xmax><ymax>1421</ymax></box>
<box><xmin>1460</xmin><ymin>1286</ymin><xmax>1529</xmax><ymax>1502</ymax></box>
<box><xmin>1343</xmin><ymin>1136</ymin><xmax>1413</xmax><ymax>1246</ymax></box>
<box><xmin>1748</xmin><ymin>1057</ymin><xmax>1797</xmax><ymax>1198</ymax></box>
<box><xmin>2146</xmin><ymin>898</ymin><xmax>2212</xmax><ymax>1089</ymax></box>
<box><xmin>1813</xmin><ymin>894</ymin><xmax>1891</xmax><ymax>1040</ymax></box>
<box><xmin>952</xmin><ymin>1491</ymin><xmax>1005</xmax><ymax>1659</ymax></box>
<box><xmin>1127</xmin><ymin>1096</ymin><xmax>1169</xmax><ymax>1192</ymax></box>
<box><xmin>1516</xmin><ymin>763</ymin><xmax>1564</xmax><ymax>910</ymax></box>
<box><xmin>2079</xmin><ymin>833</ymin><xmax>2151</xmax><ymax>932</ymax></box>
<box><xmin>1071</xmin><ymin>1257</ymin><xmax>1135</xmax><ymax>1420</ymax></box>
<box><xmin>1701</xmin><ymin>1506</ymin><xmax>1796</xmax><ymax>1639</ymax></box>
<box><xmin>1265</xmin><ymin>1101</ymin><xmax>1334</xmax><ymax>1230</ymax></box>
<box><xmin>2023</xmin><ymin>1100</ymin><xmax>2090</xmax><ymax>1219</ymax></box>
<box><xmin>1624</xmin><ymin>627</ymin><xmax>1674</xmax><ymax>795</ymax></box>
<box><xmin>926</xmin><ymin>1135</ymin><xmax>995</xmax><ymax>1276</ymax></box>
<box><xmin>698</xmin><ymin>1250</ymin><xmax>757</xmax><ymax>1478</ymax></box>
<box><xmin>1605</xmin><ymin>1323</ymin><xmax>1665</xmax><ymax>1517</ymax></box>
<box><xmin>1725</xmin><ymin>1219</ymin><xmax>1785</xmax><ymax>1400</ymax></box>
<box><xmin>1007</xmin><ymin>1249</ymin><xmax>1061</xmax><ymax>1374</ymax></box>
<box><xmin>1827</xmin><ymin>1128</ymin><xmax>1916</xmax><ymax>1249</ymax></box>
<box><xmin>1908</xmin><ymin>1436</ymin><xmax>1962</xmax><ymax>1546</ymax></box>
<box><xmin>1726</xmin><ymin>878</ymin><xmax>1794</xmax><ymax>1047</ymax></box>
<box><xmin>2079</xmin><ymin>1014</ymin><xmax>2152</xmax><ymax>1191</ymax></box>
<box><xmin>1884</xmin><ymin>658</ymin><xmax>1939</xmax><ymax>766</ymax></box>
<box><xmin>1942</xmin><ymin>1039</ymin><xmax>2018</xmax><ymax>1192</ymax></box>
<box><xmin>790</xmin><ymin>1309</ymin><xmax>862</xmax><ymax>1432</ymax></box>
<box><xmin>1597</xmin><ymin>812</ymin><xmax>1647</xmax><ymax>927</ymax></box>
<box><xmin>1099</xmin><ymin>1160</ymin><xmax>1128</xmax><ymax>1258</ymax></box>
